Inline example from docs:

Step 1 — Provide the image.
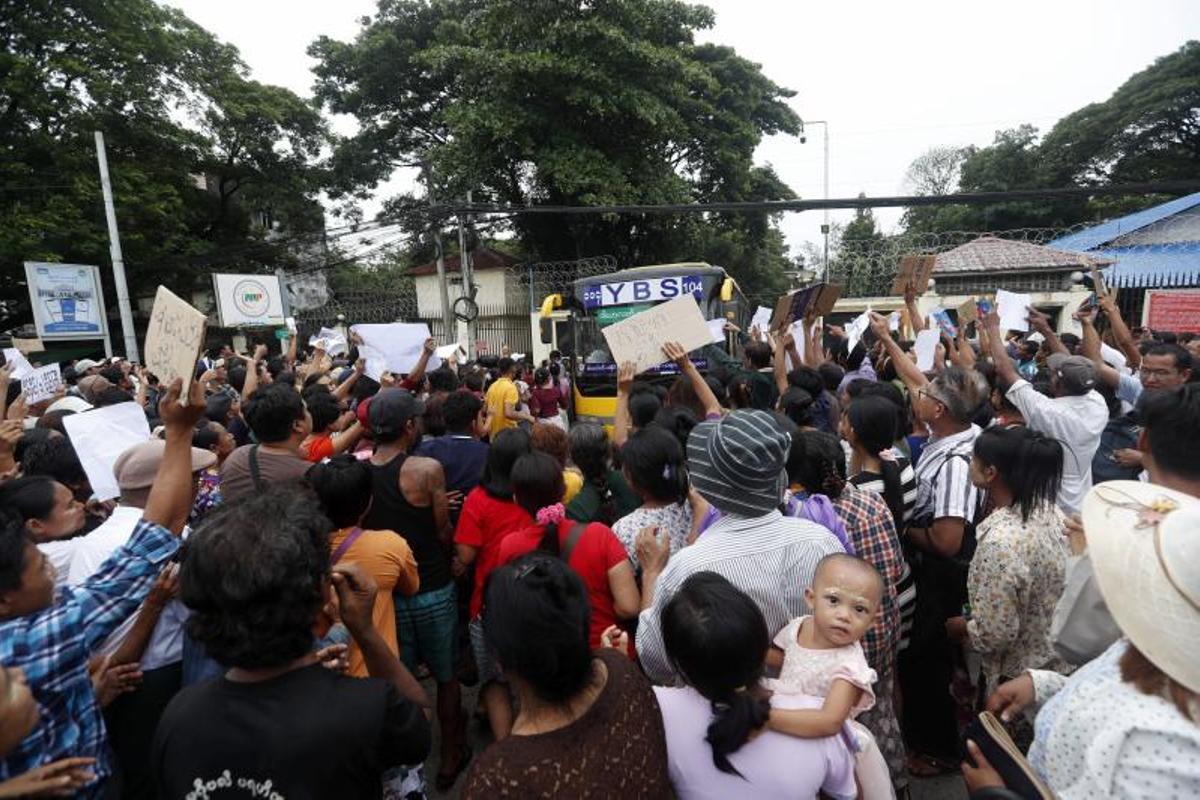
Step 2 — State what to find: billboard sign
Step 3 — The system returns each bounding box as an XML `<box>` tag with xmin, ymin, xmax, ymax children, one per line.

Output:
<box><xmin>23</xmin><ymin>262</ymin><xmax>109</xmax><ymax>340</ymax></box>
<box><xmin>212</xmin><ymin>273</ymin><xmax>286</xmax><ymax>327</ymax></box>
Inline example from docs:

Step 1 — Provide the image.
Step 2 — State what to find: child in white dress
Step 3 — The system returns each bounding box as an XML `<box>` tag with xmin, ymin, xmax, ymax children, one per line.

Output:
<box><xmin>767</xmin><ymin>553</ymin><xmax>895</xmax><ymax>799</ymax></box>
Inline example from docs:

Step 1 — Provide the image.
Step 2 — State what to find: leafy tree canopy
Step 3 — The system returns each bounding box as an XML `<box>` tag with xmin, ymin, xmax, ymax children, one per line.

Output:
<box><xmin>310</xmin><ymin>0</ymin><xmax>801</xmax><ymax>297</ymax></box>
<box><xmin>1</xmin><ymin>0</ymin><xmax>328</xmax><ymax>332</ymax></box>
<box><xmin>902</xmin><ymin>41</ymin><xmax>1200</xmax><ymax>235</ymax></box>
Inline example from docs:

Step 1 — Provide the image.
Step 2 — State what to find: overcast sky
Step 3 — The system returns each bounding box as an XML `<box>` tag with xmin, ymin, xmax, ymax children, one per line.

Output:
<box><xmin>169</xmin><ymin>0</ymin><xmax>1199</xmax><ymax>261</ymax></box>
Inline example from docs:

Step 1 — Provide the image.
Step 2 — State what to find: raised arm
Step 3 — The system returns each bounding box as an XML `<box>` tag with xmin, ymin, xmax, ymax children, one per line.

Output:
<box><xmin>110</xmin><ymin>564</ymin><xmax>179</xmax><ymax>666</ymax></box>
<box><xmin>241</xmin><ymin>344</ymin><xmax>267</xmax><ymax>401</ymax></box>
<box><xmin>803</xmin><ymin>320</ymin><xmax>821</xmax><ymax>368</ymax></box>
<box><xmin>406</xmin><ymin>338</ymin><xmax>436</xmax><ymax>387</ymax></box>
<box><xmin>143</xmin><ymin>379</ymin><xmax>206</xmax><ymax>534</ymax></box>
<box><xmin>663</xmin><ymin>341</ymin><xmax>720</xmax><ymax>418</ymax></box>
<box><xmin>904</xmin><ymin>285</ymin><xmax>926</xmax><ymax>333</ymax></box>
<box><xmin>332</xmin><ymin>359</ymin><xmax>365</xmax><ymax>402</ymax></box>
<box><xmin>285</xmin><ymin>328</ymin><xmax>298</xmax><ymax>366</ymax></box>
<box><xmin>1077</xmin><ymin>306</ymin><xmax>1121</xmax><ymax>389</ymax></box>
<box><xmin>1096</xmin><ymin>292</ymin><xmax>1140</xmax><ymax>369</ymax></box>
<box><xmin>956</xmin><ymin>325</ymin><xmax>977</xmax><ymax>369</ymax></box>
<box><xmin>982</xmin><ymin>310</ymin><xmax>1021</xmax><ymax>388</ymax></box>
<box><xmin>774</xmin><ymin>330</ymin><xmax>792</xmax><ymax>396</ymax></box>
<box><xmin>614</xmin><ymin>361</ymin><xmax>636</xmax><ymax>447</ymax></box>
<box><xmin>1028</xmin><ymin>309</ymin><xmax>1068</xmax><ymax>356</ymax></box>
<box><xmin>869</xmin><ymin>312</ymin><xmax>928</xmax><ymax>394</ymax></box>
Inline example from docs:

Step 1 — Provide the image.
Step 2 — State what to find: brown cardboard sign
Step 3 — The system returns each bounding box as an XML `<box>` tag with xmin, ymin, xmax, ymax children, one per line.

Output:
<box><xmin>890</xmin><ymin>254</ymin><xmax>937</xmax><ymax>295</ymax></box>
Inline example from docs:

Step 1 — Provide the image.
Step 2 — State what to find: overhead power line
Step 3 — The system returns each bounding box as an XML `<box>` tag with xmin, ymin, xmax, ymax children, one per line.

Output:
<box><xmin>436</xmin><ymin>180</ymin><xmax>1200</xmax><ymax>219</ymax></box>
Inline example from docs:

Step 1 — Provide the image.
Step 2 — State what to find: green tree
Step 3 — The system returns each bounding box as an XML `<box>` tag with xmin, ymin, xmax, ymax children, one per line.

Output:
<box><xmin>310</xmin><ymin>0</ymin><xmax>800</xmax><ymax>293</ymax></box>
<box><xmin>830</xmin><ymin>198</ymin><xmax>892</xmax><ymax>296</ymax></box>
<box><xmin>0</xmin><ymin>0</ymin><xmax>328</xmax><ymax>332</ymax></box>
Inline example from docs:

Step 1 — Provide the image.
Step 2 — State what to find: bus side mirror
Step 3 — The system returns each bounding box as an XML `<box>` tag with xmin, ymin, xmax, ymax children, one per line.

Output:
<box><xmin>720</xmin><ymin>278</ymin><xmax>735</xmax><ymax>303</ymax></box>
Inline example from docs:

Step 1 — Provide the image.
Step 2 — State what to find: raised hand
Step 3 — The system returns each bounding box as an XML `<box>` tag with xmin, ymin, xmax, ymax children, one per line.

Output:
<box><xmin>661</xmin><ymin>342</ymin><xmax>689</xmax><ymax>369</ymax></box>
<box><xmin>617</xmin><ymin>361</ymin><xmax>638</xmax><ymax>391</ymax></box>
<box><xmin>635</xmin><ymin>525</ymin><xmax>670</xmax><ymax>574</ymax></box>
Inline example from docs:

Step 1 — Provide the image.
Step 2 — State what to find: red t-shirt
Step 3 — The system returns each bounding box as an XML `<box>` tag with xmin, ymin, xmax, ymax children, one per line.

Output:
<box><xmin>454</xmin><ymin>487</ymin><xmax>533</xmax><ymax>618</ymax></box>
<box><xmin>301</xmin><ymin>433</ymin><xmax>335</xmax><ymax>462</ymax></box>
<box><xmin>496</xmin><ymin>520</ymin><xmax>628</xmax><ymax>648</ymax></box>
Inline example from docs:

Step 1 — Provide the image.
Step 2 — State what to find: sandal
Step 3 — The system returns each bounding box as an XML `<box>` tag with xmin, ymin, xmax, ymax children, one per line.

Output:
<box><xmin>435</xmin><ymin>743</ymin><xmax>473</xmax><ymax>792</ymax></box>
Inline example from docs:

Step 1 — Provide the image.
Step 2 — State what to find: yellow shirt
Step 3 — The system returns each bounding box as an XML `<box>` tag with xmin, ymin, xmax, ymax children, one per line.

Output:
<box><xmin>563</xmin><ymin>468</ymin><xmax>584</xmax><ymax>505</ymax></box>
<box><xmin>485</xmin><ymin>377</ymin><xmax>519</xmax><ymax>438</ymax></box>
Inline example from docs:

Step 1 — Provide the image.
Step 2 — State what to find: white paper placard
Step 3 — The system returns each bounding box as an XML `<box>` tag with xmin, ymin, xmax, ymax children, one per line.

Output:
<box><xmin>351</xmin><ymin>323</ymin><xmax>440</xmax><ymax>381</ymax></box>
<box><xmin>23</xmin><ymin>363</ymin><xmax>63</xmax><ymax>404</ymax></box>
<box><xmin>996</xmin><ymin>289</ymin><xmax>1032</xmax><ymax>333</ymax></box>
<box><xmin>601</xmin><ymin>295</ymin><xmax>712</xmax><ymax>374</ymax></box>
<box><xmin>308</xmin><ymin>327</ymin><xmax>347</xmax><ymax>356</ymax></box>
<box><xmin>707</xmin><ymin>318</ymin><xmax>727</xmax><ymax>344</ymax></box>
<box><xmin>788</xmin><ymin>319</ymin><xmax>808</xmax><ymax>362</ymax></box>
<box><xmin>914</xmin><ymin>329</ymin><xmax>941</xmax><ymax>371</ymax></box>
<box><xmin>888</xmin><ymin>311</ymin><xmax>901</xmax><ymax>332</ymax></box>
<box><xmin>750</xmin><ymin>305</ymin><xmax>773</xmax><ymax>334</ymax></box>
<box><xmin>434</xmin><ymin>343</ymin><xmax>466</xmax><ymax>360</ymax></box>
<box><xmin>3</xmin><ymin>348</ymin><xmax>35</xmax><ymax>380</ymax></box>
<box><xmin>143</xmin><ymin>286</ymin><xmax>207</xmax><ymax>400</ymax></box>
<box><xmin>62</xmin><ymin>402</ymin><xmax>152</xmax><ymax>501</ymax></box>
<box><xmin>845</xmin><ymin>310</ymin><xmax>872</xmax><ymax>355</ymax></box>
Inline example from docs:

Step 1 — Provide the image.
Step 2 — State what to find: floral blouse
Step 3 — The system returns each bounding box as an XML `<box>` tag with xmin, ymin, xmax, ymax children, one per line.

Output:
<box><xmin>966</xmin><ymin>504</ymin><xmax>1071</xmax><ymax>694</ymax></box>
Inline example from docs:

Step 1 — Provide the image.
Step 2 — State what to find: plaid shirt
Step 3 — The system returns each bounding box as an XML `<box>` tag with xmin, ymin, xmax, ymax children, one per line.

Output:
<box><xmin>0</xmin><ymin>519</ymin><xmax>179</xmax><ymax>791</ymax></box>
<box><xmin>832</xmin><ymin>484</ymin><xmax>904</xmax><ymax>675</ymax></box>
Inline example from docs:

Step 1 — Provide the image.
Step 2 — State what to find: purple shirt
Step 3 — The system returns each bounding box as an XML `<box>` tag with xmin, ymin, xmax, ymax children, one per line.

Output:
<box><xmin>653</xmin><ymin>686</ymin><xmax>857</xmax><ymax>800</ymax></box>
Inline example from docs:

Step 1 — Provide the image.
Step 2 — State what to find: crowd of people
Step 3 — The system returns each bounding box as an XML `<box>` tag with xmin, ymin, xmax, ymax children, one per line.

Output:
<box><xmin>1</xmin><ymin>284</ymin><xmax>1198</xmax><ymax>799</ymax></box>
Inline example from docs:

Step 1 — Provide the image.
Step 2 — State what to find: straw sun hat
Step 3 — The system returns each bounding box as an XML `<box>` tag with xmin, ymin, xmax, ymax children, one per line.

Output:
<box><xmin>1082</xmin><ymin>480</ymin><xmax>1200</xmax><ymax>693</ymax></box>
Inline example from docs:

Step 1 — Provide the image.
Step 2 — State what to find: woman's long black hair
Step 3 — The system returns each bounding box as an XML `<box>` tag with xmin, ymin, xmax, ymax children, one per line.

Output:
<box><xmin>662</xmin><ymin>571</ymin><xmax>771</xmax><ymax>777</ymax></box>
<box><xmin>480</xmin><ymin>427</ymin><xmax>532</xmax><ymax>500</ymax></box>
<box><xmin>846</xmin><ymin>394</ymin><xmax>905</xmax><ymax>528</ymax></box>
<box><xmin>511</xmin><ymin>451</ymin><xmax>568</xmax><ymax>556</ymax></box>
<box><xmin>568</xmin><ymin>423</ymin><xmax>616</xmax><ymax>524</ymax></box>
<box><xmin>973</xmin><ymin>425</ymin><xmax>1064</xmax><ymax>521</ymax></box>
<box><xmin>620</xmin><ymin>426</ymin><xmax>689</xmax><ymax>505</ymax></box>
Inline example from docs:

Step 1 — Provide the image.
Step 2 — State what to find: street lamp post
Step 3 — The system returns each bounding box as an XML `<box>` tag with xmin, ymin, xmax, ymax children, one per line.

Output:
<box><xmin>800</xmin><ymin>120</ymin><xmax>830</xmax><ymax>279</ymax></box>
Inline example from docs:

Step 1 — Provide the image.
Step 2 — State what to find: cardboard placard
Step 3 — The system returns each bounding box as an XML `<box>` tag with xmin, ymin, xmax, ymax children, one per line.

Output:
<box><xmin>601</xmin><ymin>295</ymin><xmax>712</xmax><ymax>374</ymax></box>
<box><xmin>811</xmin><ymin>284</ymin><xmax>843</xmax><ymax>318</ymax></box>
<box><xmin>769</xmin><ymin>285</ymin><xmax>822</xmax><ymax>332</ymax></box>
<box><xmin>890</xmin><ymin>255</ymin><xmax>937</xmax><ymax>296</ymax></box>
<box><xmin>957</xmin><ymin>298</ymin><xmax>978</xmax><ymax>325</ymax></box>
<box><xmin>23</xmin><ymin>363</ymin><xmax>63</xmax><ymax>404</ymax></box>
<box><xmin>12</xmin><ymin>338</ymin><xmax>44</xmax><ymax>355</ymax></box>
<box><xmin>143</xmin><ymin>286</ymin><xmax>208</xmax><ymax>399</ymax></box>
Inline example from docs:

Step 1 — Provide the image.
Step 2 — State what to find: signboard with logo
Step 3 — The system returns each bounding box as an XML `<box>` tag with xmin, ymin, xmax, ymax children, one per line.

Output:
<box><xmin>596</xmin><ymin>303</ymin><xmax>653</xmax><ymax>326</ymax></box>
<box><xmin>212</xmin><ymin>273</ymin><xmax>286</xmax><ymax>327</ymax></box>
<box><xmin>23</xmin><ymin>262</ymin><xmax>110</xmax><ymax>340</ymax></box>
<box><xmin>582</xmin><ymin>275</ymin><xmax>703</xmax><ymax>309</ymax></box>
<box><xmin>1143</xmin><ymin>289</ymin><xmax>1200</xmax><ymax>334</ymax></box>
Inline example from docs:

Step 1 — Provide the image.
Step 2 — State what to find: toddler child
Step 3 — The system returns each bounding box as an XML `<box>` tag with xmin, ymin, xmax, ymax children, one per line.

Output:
<box><xmin>767</xmin><ymin>553</ymin><xmax>894</xmax><ymax>799</ymax></box>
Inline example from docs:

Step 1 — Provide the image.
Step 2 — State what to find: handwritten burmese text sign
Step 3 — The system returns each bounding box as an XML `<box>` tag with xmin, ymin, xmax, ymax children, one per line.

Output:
<box><xmin>601</xmin><ymin>295</ymin><xmax>712</xmax><ymax>374</ymax></box>
<box><xmin>143</xmin><ymin>286</ymin><xmax>208</xmax><ymax>399</ymax></box>
<box><xmin>23</xmin><ymin>363</ymin><xmax>63</xmax><ymax>404</ymax></box>
<box><xmin>890</xmin><ymin>255</ymin><xmax>937</xmax><ymax>295</ymax></box>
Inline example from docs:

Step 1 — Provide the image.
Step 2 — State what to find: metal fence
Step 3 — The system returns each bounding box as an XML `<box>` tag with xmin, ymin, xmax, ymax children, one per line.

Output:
<box><xmin>284</xmin><ymin>255</ymin><xmax>617</xmax><ymax>354</ymax></box>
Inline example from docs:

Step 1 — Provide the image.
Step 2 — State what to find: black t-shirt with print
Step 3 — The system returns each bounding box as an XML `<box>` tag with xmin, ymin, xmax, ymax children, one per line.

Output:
<box><xmin>153</xmin><ymin>663</ymin><xmax>429</xmax><ymax>799</ymax></box>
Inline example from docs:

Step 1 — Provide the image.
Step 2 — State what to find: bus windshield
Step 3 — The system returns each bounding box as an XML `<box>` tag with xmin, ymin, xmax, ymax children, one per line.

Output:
<box><xmin>569</xmin><ymin>263</ymin><xmax>747</xmax><ymax>381</ymax></box>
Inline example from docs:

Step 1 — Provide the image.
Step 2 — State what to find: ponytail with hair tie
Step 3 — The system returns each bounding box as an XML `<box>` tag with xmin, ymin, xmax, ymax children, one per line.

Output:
<box><xmin>706</xmin><ymin>689</ymin><xmax>772</xmax><ymax>777</ymax></box>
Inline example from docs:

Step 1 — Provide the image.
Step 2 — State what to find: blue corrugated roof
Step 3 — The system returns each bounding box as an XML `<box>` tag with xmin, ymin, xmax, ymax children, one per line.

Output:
<box><xmin>1100</xmin><ymin>242</ymin><xmax>1200</xmax><ymax>288</ymax></box>
<box><xmin>1048</xmin><ymin>191</ymin><xmax>1200</xmax><ymax>252</ymax></box>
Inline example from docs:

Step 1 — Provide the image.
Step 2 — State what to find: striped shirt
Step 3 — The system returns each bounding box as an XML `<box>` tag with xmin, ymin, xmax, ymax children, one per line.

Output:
<box><xmin>912</xmin><ymin>425</ymin><xmax>982</xmax><ymax>527</ymax></box>
<box><xmin>848</xmin><ymin>457</ymin><xmax>919</xmax><ymax>527</ymax></box>
<box><xmin>636</xmin><ymin>510</ymin><xmax>844</xmax><ymax>685</ymax></box>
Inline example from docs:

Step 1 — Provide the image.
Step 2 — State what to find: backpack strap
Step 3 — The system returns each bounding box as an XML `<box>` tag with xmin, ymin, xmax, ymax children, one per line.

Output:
<box><xmin>249</xmin><ymin>444</ymin><xmax>265</xmax><ymax>493</ymax></box>
<box><xmin>561</xmin><ymin>522</ymin><xmax>588</xmax><ymax>563</ymax></box>
<box><xmin>331</xmin><ymin>527</ymin><xmax>365</xmax><ymax>564</ymax></box>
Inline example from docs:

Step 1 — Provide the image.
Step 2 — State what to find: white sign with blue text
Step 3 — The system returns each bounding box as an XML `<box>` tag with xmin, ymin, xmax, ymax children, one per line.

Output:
<box><xmin>583</xmin><ymin>275</ymin><xmax>703</xmax><ymax>309</ymax></box>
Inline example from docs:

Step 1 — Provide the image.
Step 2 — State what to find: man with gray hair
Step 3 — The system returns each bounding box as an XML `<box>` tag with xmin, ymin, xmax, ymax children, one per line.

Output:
<box><xmin>635</xmin><ymin>408</ymin><xmax>844</xmax><ymax>685</ymax></box>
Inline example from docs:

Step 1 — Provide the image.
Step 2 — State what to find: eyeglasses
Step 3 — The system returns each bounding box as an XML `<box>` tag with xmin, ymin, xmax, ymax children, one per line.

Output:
<box><xmin>918</xmin><ymin>387</ymin><xmax>946</xmax><ymax>407</ymax></box>
<box><xmin>1139</xmin><ymin>367</ymin><xmax>1177</xmax><ymax>380</ymax></box>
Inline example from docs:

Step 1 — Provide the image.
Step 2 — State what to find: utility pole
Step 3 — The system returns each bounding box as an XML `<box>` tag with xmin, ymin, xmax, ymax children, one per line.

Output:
<box><xmin>422</xmin><ymin>163</ymin><xmax>454</xmax><ymax>340</ymax></box>
<box><xmin>802</xmin><ymin>120</ymin><xmax>831</xmax><ymax>279</ymax></box>
<box><xmin>94</xmin><ymin>131</ymin><xmax>140</xmax><ymax>361</ymax></box>
<box><xmin>457</xmin><ymin>190</ymin><xmax>477</xmax><ymax>356</ymax></box>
